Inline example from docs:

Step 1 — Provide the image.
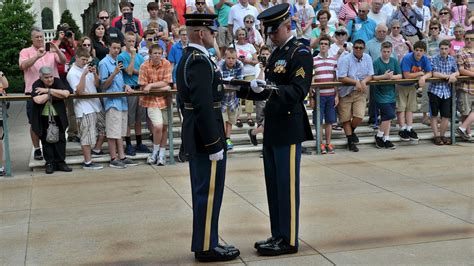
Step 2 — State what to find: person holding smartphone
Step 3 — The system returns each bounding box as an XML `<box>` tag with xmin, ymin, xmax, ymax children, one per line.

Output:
<box><xmin>19</xmin><ymin>27</ymin><xmax>67</xmax><ymax>162</ymax></box>
<box><xmin>111</xmin><ymin>2</ymin><xmax>143</xmax><ymax>37</ymax></box>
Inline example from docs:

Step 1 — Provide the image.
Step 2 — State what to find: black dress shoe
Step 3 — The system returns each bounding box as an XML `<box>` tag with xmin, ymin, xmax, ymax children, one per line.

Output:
<box><xmin>257</xmin><ymin>238</ymin><xmax>298</xmax><ymax>256</ymax></box>
<box><xmin>195</xmin><ymin>246</ymin><xmax>240</xmax><ymax>262</ymax></box>
<box><xmin>56</xmin><ymin>163</ymin><xmax>72</xmax><ymax>172</ymax></box>
<box><xmin>254</xmin><ymin>236</ymin><xmax>277</xmax><ymax>249</ymax></box>
<box><xmin>248</xmin><ymin>129</ymin><xmax>258</xmax><ymax>146</ymax></box>
<box><xmin>45</xmin><ymin>163</ymin><xmax>54</xmax><ymax>174</ymax></box>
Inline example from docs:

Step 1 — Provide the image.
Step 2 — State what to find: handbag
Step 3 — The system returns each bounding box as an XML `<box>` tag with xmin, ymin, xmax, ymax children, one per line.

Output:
<box><xmin>45</xmin><ymin>89</ymin><xmax>59</xmax><ymax>144</ymax></box>
<box><xmin>401</xmin><ymin>10</ymin><xmax>424</xmax><ymax>41</ymax></box>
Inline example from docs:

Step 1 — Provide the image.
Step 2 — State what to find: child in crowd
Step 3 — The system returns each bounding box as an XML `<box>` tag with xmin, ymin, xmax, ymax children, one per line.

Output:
<box><xmin>372</xmin><ymin>41</ymin><xmax>402</xmax><ymax>149</ymax></box>
<box><xmin>399</xmin><ymin>41</ymin><xmax>432</xmax><ymax>143</ymax></box>
<box><xmin>311</xmin><ymin>36</ymin><xmax>338</xmax><ymax>154</ymax></box>
<box><xmin>429</xmin><ymin>40</ymin><xmax>459</xmax><ymax>145</ymax></box>
<box><xmin>219</xmin><ymin>48</ymin><xmax>244</xmax><ymax>150</ymax></box>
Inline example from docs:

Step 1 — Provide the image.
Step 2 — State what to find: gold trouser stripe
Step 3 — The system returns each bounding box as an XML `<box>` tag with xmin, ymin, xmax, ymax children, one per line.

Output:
<box><xmin>289</xmin><ymin>144</ymin><xmax>296</xmax><ymax>246</ymax></box>
<box><xmin>203</xmin><ymin>160</ymin><xmax>217</xmax><ymax>251</ymax></box>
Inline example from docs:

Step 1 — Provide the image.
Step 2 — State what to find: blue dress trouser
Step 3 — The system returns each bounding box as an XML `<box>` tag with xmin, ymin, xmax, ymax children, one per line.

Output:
<box><xmin>262</xmin><ymin>143</ymin><xmax>301</xmax><ymax>247</ymax></box>
<box><xmin>188</xmin><ymin>152</ymin><xmax>227</xmax><ymax>252</ymax></box>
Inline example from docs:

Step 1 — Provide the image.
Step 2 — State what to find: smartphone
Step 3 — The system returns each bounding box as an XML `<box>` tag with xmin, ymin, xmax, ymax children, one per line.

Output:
<box><xmin>45</xmin><ymin>42</ymin><xmax>51</xmax><ymax>52</ymax></box>
<box><xmin>343</xmin><ymin>43</ymin><xmax>347</xmax><ymax>48</ymax></box>
<box><xmin>153</xmin><ymin>36</ymin><xmax>159</xmax><ymax>43</ymax></box>
<box><xmin>88</xmin><ymin>62</ymin><xmax>95</xmax><ymax>68</ymax></box>
<box><xmin>124</xmin><ymin>12</ymin><xmax>133</xmax><ymax>24</ymax></box>
<box><xmin>117</xmin><ymin>60</ymin><xmax>123</xmax><ymax>68</ymax></box>
<box><xmin>401</xmin><ymin>1</ymin><xmax>408</xmax><ymax>7</ymax></box>
<box><xmin>258</xmin><ymin>55</ymin><xmax>267</xmax><ymax>66</ymax></box>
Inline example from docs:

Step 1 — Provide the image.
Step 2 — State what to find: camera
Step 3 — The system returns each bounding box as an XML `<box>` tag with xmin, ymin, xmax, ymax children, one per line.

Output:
<box><xmin>45</xmin><ymin>42</ymin><xmax>51</xmax><ymax>52</ymax></box>
<box><xmin>124</xmin><ymin>12</ymin><xmax>133</xmax><ymax>24</ymax></box>
<box><xmin>401</xmin><ymin>1</ymin><xmax>408</xmax><ymax>7</ymax></box>
<box><xmin>258</xmin><ymin>55</ymin><xmax>267</xmax><ymax>66</ymax></box>
<box><xmin>65</xmin><ymin>31</ymin><xmax>73</xmax><ymax>38</ymax></box>
<box><xmin>88</xmin><ymin>62</ymin><xmax>95</xmax><ymax>68</ymax></box>
<box><xmin>343</xmin><ymin>43</ymin><xmax>347</xmax><ymax>48</ymax></box>
<box><xmin>153</xmin><ymin>36</ymin><xmax>159</xmax><ymax>43</ymax></box>
<box><xmin>164</xmin><ymin>3</ymin><xmax>172</xmax><ymax>10</ymax></box>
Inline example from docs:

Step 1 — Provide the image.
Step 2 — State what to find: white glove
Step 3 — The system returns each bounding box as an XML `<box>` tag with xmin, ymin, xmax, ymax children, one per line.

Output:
<box><xmin>209</xmin><ymin>149</ymin><xmax>224</xmax><ymax>161</ymax></box>
<box><xmin>250</xmin><ymin>79</ymin><xmax>266</xmax><ymax>93</ymax></box>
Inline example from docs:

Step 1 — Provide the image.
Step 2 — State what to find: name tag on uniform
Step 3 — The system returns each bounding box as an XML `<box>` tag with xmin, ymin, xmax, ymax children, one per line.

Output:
<box><xmin>355</xmin><ymin>23</ymin><xmax>362</xmax><ymax>31</ymax></box>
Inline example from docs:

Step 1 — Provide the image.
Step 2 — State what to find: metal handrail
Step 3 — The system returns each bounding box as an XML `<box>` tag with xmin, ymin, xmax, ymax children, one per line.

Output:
<box><xmin>1</xmin><ymin>76</ymin><xmax>472</xmax><ymax>176</ymax></box>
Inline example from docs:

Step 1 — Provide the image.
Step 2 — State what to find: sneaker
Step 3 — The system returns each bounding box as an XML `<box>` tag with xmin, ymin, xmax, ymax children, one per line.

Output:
<box><xmin>121</xmin><ymin>158</ymin><xmax>138</xmax><ymax>166</ymax></box>
<box><xmin>91</xmin><ymin>149</ymin><xmax>105</xmax><ymax>157</ymax></box>
<box><xmin>348</xmin><ymin>142</ymin><xmax>359</xmax><ymax>152</ymax></box>
<box><xmin>135</xmin><ymin>144</ymin><xmax>151</xmax><ymax>153</ymax></box>
<box><xmin>147</xmin><ymin>153</ymin><xmax>158</xmax><ymax>165</ymax></box>
<box><xmin>83</xmin><ymin>162</ymin><xmax>103</xmax><ymax>170</ymax></box>
<box><xmin>109</xmin><ymin>159</ymin><xmax>126</xmax><ymax>169</ymax></box>
<box><xmin>157</xmin><ymin>157</ymin><xmax>166</xmax><ymax>166</ymax></box>
<box><xmin>375</xmin><ymin>135</ymin><xmax>385</xmax><ymax>149</ymax></box>
<box><xmin>248</xmin><ymin>129</ymin><xmax>258</xmax><ymax>146</ymax></box>
<box><xmin>0</xmin><ymin>167</ymin><xmax>5</xmax><ymax>176</ymax></box>
<box><xmin>384</xmin><ymin>140</ymin><xmax>396</xmax><ymax>149</ymax></box>
<box><xmin>352</xmin><ymin>133</ymin><xmax>359</xmax><ymax>144</ymax></box>
<box><xmin>399</xmin><ymin>130</ymin><xmax>410</xmax><ymax>141</ymax></box>
<box><xmin>34</xmin><ymin>149</ymin><xmax>43</xmax><ymax>160</ymax></box>
<box><xmin>408</xmin><ymin>129</ymin><xmax>419</xmax><ymax>141</ymax></box>
<box><xmin>67</xmin><ymin>136</ymin><xmax>80</xmax><ymax>142</ymax></box>
<box><xmin>226</xmin><ymin>139</ymin><xmax>234</xmax><ymax>150</ymax></box>
<box><xmin>456</xmin><ymin>127</ymin><xmax>471</xmax><ymax>141</ymax></box>
<box><xmin>125</xmin><ymin>144</ymin><xmax>136</xmax><ymax>156</ymax></box>
<box><xmin>320</xmin><ymin>144</ymin><xmax>327</xmax><ymax>154</ymax></box>
<box><xmin>326</xmin><ymin>144</ymin><xmax>335</xmax><ymax>154</ymax></box>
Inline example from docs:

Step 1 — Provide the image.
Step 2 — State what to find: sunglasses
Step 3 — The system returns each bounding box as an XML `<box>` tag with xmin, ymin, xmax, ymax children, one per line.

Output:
<box><xmin>392</xmin><ymin>26</ymin><xmax>400</xmax><ymax>29</ymax></box>
<box><xmin>82</xmin><ymin>44</ymin><xmax>91</xmax><ymax>47</ymax></box>
<box><xmin>196</xmin><ymin>2</ymin><xmax>205</xmax><ymax>5</ymax></box>
<box><xmin>430</xmin><ymin>27</ymin><xmax>439</xmax><ymax>30</ymax></box>
<box><xmin>335</xmin><ymin>32</ymin><xmax>347</xmax><ymax>35</ymax></box>
<box><xmin>146</xmin><ymin>38</ymin><xmax>155</xmax><ymax>41</ymax></box>
<box><xmin>465</xmin><ymin>38</ymin><xmax>474</xmax><ymax>41</ymax></box>
<box><xmin>440</xmin><ymin>12</ymin><xmax>449</xmax><ymax>15</ymax></box>
<box><xmin>99</xmin><ymin>16</ymin><xmax>109</xmax><ymax>20</ymax></box>
<box><xmin>359</xmin><ymin>10</ymin><xmax>368</xmax><ymax>13</ymax></box>
<box><xmin>320</xmin><ymin>42</ymin><xmax>330</xmax><ymax>46</ymax></box>
<box><xmin>353</xmin><ymin>46</ymin><xmax>364</xmax><ymax>50</ymax></box>
<box><xmin>245</xmin><ymin>20</ymin><xmax>254</xmax><ymax>23</ymax></box>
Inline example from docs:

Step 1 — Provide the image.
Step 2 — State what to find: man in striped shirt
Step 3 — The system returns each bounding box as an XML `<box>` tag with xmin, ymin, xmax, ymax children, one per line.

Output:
<box><xmin>310</xmin><ymin>36</ymin><xmax>338</xmax><ymax>154</ymax></box>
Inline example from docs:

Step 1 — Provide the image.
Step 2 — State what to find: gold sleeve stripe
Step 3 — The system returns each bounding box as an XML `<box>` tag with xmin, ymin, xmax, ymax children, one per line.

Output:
<box><xmin>289</xmin><ymin>144</ymin><xmax>296</xmax><ymax>247</ymax></box>
<box><xmin>203</xmin><ymin>160</ymin><xmax>217</xmax><ymax>251</ymax></box>
<box><xmin>205</xmin><ymin>137</ymin><xmax>221</xmax><ymax>147</ymax></box>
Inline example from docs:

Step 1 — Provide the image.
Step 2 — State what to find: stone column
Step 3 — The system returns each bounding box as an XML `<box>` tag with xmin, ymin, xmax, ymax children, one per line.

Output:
<box><xmin>52</xmin><ymin>0</ymin><xmax>60</xmax><ymax>29</ymax></box>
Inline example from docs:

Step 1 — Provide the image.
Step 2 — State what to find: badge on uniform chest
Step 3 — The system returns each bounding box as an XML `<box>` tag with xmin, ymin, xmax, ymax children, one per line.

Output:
<box><xmin>274</xmin><ymin>60</ymin><xmax>287</xmax><ymax>74</ymax></box>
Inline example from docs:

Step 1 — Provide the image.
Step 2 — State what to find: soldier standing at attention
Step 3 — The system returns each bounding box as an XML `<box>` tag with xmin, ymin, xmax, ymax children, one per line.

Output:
<box><xmin>175</xmin><ymin>13</ymin><xmax>240</xmax><ymax>262</ymax></box>
<box><xmin>238</xmin><ymin>3</ymin><xmax>314</xmax><ymax>256</ymax></box>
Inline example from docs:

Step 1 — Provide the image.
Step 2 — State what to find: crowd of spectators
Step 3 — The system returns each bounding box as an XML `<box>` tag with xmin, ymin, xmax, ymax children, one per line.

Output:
<box><xmin>4</xmin><ymin>0</ymin><xmax>473</xmax><ymax>174</ymax></box>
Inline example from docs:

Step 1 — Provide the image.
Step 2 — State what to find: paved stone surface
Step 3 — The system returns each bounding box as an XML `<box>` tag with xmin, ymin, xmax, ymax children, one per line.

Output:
<box><xmin>1</xmin><ymin>100</ymin><xmax>473</xmax><ymax>265</ymax></box>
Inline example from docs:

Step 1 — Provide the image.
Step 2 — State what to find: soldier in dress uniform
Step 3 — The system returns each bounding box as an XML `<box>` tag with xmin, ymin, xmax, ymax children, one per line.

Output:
<box><xmin>237</xmin><ymin>3</ymin><xmax>314</xmax><ymax>256</ymax></box>
<box><xmin>175</xmin><ymin>13</ymin><xmax>240</xmax><ymax>262</ymax></box>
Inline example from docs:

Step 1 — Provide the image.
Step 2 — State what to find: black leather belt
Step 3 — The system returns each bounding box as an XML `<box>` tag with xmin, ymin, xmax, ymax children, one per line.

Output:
<box><xmin>184</xmin><ymin>102</ymin><xmax>221</xmax><ymax>110</ymax></box>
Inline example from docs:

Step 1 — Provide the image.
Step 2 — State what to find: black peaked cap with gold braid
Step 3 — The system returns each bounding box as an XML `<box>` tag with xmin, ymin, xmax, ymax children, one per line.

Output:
<box><xmin>257</xmin><ymin>3</ymin><xmax>291</xmax><ymax>34</ymax></box>
<box><xmin>184</xmin><ymin>13</ymin><xmax>218</xmax><ymax>32</ymax></box>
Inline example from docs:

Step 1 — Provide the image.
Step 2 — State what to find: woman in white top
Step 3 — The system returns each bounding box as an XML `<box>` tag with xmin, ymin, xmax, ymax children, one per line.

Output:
<box><xmin>235</xmin><ymin>27</ymin><xmax>258</xmax><ymax>127</ymax></box>
<box><xmin>328</xmin><ymin>27</ymin><xmax>353</xmax><ymax>60</ymax></box>
<box><xmin>243</xmin><ymin>15</ymin><xmax>264</xmax><ymax>48</ymax></box>
<box><xmin>386</xmin><ymin>19</ymin><xmax>412</xmax><ymax>63</ymax></box>
<box><xmin>438</xmin><ymin>7</ymin><xmax>456</xmax><ymax>40</ymax></box>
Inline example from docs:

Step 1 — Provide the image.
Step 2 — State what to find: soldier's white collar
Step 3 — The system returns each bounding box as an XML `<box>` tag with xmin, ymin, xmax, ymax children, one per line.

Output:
<box><xmin>279</xmin><ymin>36</ymin><xmax>294</xmax><ymax>49</ymax></box>
<box><xmin>189</xmin><ymin>43</ymin><xmax>209</xmax><ymax>57</ymax></box>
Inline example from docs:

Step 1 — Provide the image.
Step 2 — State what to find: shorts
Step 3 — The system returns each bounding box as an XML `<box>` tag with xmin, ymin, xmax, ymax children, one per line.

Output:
<box><xmin>428</xmin><ymin>93</ymin><xmax>452</xmax><ymax>118</ymax></box>
<box><xmin>376</xmin><ymin>102</ymin><xmax>396</xmax><ymax>121</ymax></box>
<box><xmin>105</xmin><ymin>108</ymin><xmax>127</xmax><ymax>139</ymax></box>
<box><xmin>337</xmin><ymin>90</ymin><xmax>367</xmax><ymax>122</ymax></box>
<box><xmin>147</xmin><ymin>107</ymin><xmax>169</xmax><ymax>126</ymax></box>
<box><xmin>396</xmin><ymin>85</ymin><xmax>418</xmax><ymax>112</ymax></box>
<box><xmin>222</xmin><ymin>107</ymin><xmax>240</xmax><ymax>125</ymax></box>
<box><xmin>216</xmin><ymin>27</ymin><xmax>232</xmax><ymax>48</ymax></box>
<box><xmin>26</xmin><ymin>98</ymin><xmax>33</xmax><ymax>124</ymax></box>
<box><xmin>77</xmin><ymin>111</ymin><xmax>106</xmax><ymax>146</ymax></box>
<box><xmin>314</xmin><ymin>95</ymin><xmax>336</xmax><ymax>125</ymax></box>
<box><xmin>127</xmin><ymin>96</ymin><xmax>146</xmax><ymax>126</ymax></box>
<box><xmin>457</xmin><ymin>91</ymin><xmax>474</xmax><ymax>116</ymax></box>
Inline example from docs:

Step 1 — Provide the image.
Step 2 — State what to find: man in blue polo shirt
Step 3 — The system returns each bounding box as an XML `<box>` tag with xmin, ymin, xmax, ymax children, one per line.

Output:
<box><xmin>168</xmin><ymin>27</ymin><xmax>188</xmax><ymax>85</ymax></box>
<box><xmin>346</xmin><ymin>3</ymin><xmax>376</xmax><ymax>43</ymax></box>
<box><xmin>99</xmin><ymin>38</ymin><xmax>137</xmax><ymax>169</ymax></box>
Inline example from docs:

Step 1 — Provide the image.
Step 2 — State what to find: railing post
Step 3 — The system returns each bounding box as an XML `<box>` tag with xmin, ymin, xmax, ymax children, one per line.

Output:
<box><xmin>451</xmin><ymin>83</ymin><xmax>456</xmax><ymax>145</ymax></box>
<box><xmin>167</xmin><ymin>93</ymin><xmax>175</xmax><ymax>165</ymax></box>
<box><xmin>315</xmin><ymin>87</ymin><xmax>321</xmax><ymax>155</ymax></box>
<box><xmin>2</xmin><ymin>100</ymin><xmax>11</xmax><ymax>177</ymax></box>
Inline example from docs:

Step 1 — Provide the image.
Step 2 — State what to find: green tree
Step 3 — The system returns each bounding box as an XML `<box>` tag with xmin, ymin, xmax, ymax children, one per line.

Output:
<box><xmin>60</xmin><ymin>9</ymin><xmax>82</xmax><ymax>39</ymax></box>
<box><xmin>0</xmin><ymin>0</ymin><xmax>36</xmax><ymax>92</ymax></box>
